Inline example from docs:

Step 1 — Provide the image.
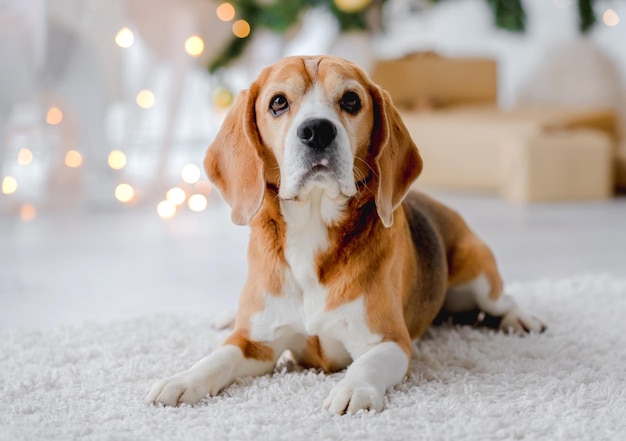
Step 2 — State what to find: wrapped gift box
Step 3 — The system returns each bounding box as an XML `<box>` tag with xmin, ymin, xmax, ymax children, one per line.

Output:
<box><xmin>503</xmin><ymin>130</ymin><xmax>613</xmax><ymax>202</ymax></box>
<box><xmin>402</xmin><ymin>107</ymin><xmax>617</xmax><ymax>202</ymax></box>
<box><xmin>372</xmin><ymin>53</ymin><xmax>497</xmax><ymax>109</ymax></box>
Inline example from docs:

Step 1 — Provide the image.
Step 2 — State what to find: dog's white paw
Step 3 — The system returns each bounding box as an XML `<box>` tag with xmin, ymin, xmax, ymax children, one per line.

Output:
<box><xmin>145</xmin><ymin>371</ymin><xmax>218</xmax><ymax>406</ymax></box>
<box><xmin>323</xmin><ymin>379</ymin><xmax>384</xmax><ymax>415</ymax></box>
<box><xmin>500</xmin><ymin>307</ymin><xmax>546</xmax><ymax>334</ymax></box>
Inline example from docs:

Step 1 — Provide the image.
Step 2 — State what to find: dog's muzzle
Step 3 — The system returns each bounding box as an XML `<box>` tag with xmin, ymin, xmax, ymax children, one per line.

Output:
<box><xmin>297</xmin><ymin>118</ymin><xmax>337</xmax><ymax>151</ymax></box>
<box><xmin>280</xmin><ymin>116</ymin><xmax>355</xmax><ymax>201</ymax></box>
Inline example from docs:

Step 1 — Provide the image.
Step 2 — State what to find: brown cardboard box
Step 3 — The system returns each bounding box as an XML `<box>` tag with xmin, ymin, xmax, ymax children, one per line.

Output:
<box><xmin>502</xmin><ymin>130</ymin><xmax>613</xmax><ymax>202</ymax></box>
<box><xmin>402</xmin><ymin>106</ymin><xmax>617</xmax><ymax>202</ymax></box>
<box><xmin>372</xmin><ymin>53</ymin><xmax>498</xmax><ymax>109</ymax></box>
<box><xmin>439</xmin><ymin>106</ymin><xmax>619</xmax><ymax>138</ymax></box>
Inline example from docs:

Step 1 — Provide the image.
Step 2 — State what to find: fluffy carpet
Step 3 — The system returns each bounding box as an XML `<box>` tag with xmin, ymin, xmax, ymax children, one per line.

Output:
<box><xmin>1</xmin><ymin>275</ymin><xmax>625</xmax><ymax>441</ymax></box>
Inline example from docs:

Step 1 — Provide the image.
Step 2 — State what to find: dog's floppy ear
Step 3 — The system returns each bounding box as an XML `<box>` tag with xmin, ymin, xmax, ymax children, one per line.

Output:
<box><xmin>204</xmin><ymin>86</ymin><xmax>265</xmax><ymax>226</ymax></box>
<box><xmin>369</xmin><ymin>85</ymin><xmax>423</xmax><ymax>228</ymax></box>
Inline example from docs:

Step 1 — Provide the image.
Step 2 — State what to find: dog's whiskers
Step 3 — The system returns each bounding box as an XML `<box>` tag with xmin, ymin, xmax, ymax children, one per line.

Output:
<box><xmin>354</xmin><ymin>157</ymin><xmax>378</xmax><ymax>180</ymax></box>
<box><xmin>352</xmin><ymin>165</ymin><xmax>374</xmax><ymax>198</ymax></box>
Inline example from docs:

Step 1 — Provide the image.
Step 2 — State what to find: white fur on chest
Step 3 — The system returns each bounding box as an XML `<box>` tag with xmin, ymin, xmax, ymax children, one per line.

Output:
<box><xmin>282</xmin><ymin>189</ymin><xmax>336</xmax><ymax>291</ymax></box>
<box><xmin>248</xmin><ymin>190</ymin><xmax>381</xmax><ymax>361</ymax></box>
<box><xmin>267</xmin><ymin>189</ymin><xmax>342</xmax><ymax>336</ymax></box>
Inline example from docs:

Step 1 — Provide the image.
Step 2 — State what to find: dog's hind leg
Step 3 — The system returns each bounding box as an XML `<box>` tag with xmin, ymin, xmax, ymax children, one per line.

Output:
<box><xmin>441</xmin><ymin>235</ymin><xmax>546</xmax><ymax>334</ymax></box>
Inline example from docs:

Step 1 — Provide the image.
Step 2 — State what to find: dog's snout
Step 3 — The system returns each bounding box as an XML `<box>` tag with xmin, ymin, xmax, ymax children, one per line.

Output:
<box><xmin>297</xmin><ymin>118</ymin><xmax>337</xmax><ymax>150</ymax></box>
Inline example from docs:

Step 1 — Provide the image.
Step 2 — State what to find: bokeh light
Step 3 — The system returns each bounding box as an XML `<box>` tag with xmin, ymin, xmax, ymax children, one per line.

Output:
<box><xmin>20</xmin><ymin>204</ymin><xmax>36</xmax><ymax>222</ymax></box>
<box><xmin>216</xmin><ymin>3</ymin><xmax>236</xmax><ymax>21</ymax></box>
<box><xmin>115</xmin><ymin>27</ymin><xmax>134</xmax><ymax>48</ymax></box>
<box><xmin>157</xmin><ymin>200</ymin><xmax>176</xmax><ymax>219</ymax></box>
<box><xmin>181</xmin><ymin>164</ymin><xmax>201</xmax><ymax>184</ymax></box>
<box><xmin>115</xmin><ymin>183</ymin><xmax>135</xmax><ymax>203</ymax></box>
<box><xmin>18</xmin><ymin>148</ymin><xmax>33</xmax><ymax>165</ymax></box>
<box><xmin>166</xmin><ymin>187</ymin><xmax>186</xmax><ymax>206</ymax></box>
<box><xmin>333</xmin><ymin>0</ymin><xmax>371</xmax><ymax>13</ymax></box>
<box><xmin>2</xmin><ymin>176</ymin><xmax>18</xmax><ymax>194</ymax></box>
<box><xmin>65</xmin><ymin>150</ymin><xmax>83</xmax><ymax>168</ymax></box>
<box><xmin>188</xmin><ymin>194</ymin><xmax>208</xmax><ymax>212</ymax></box>
<box><xmin>213</xmin><ymin>87</ymin><xmax>234</xmax><ymax>109</ymax></box>
<box><xmin>603</xmin><ymin>9</ymin><xmax>620</xmax><ymax>27</ymax></box>
<box><xmin>194</xmin><ymin>180</ymin><xmax>212</xmax><ymax>195</ymax></box>
<box><xmin>232</xmin><ymin>20</ymin><xmax>251</xmax><ymax>38</ymax></box>
<box><xmin>136</xmin><ymin>90</ymin><xmax>156</xmax><ymax>109</ymax></box>
<box><xmin>184</xmin><ymin>35</ymin><xmax>204</xmax><ymax>57</ymax></box>
<box><xmin>46</xmin><ymin>107</ymin><xmax>63</xmax><ymax>125</ymax></box>
<box><xmin>108</xmin><ymin>150</ymin><xmax>127</xmax><ymax>170</ymax></box>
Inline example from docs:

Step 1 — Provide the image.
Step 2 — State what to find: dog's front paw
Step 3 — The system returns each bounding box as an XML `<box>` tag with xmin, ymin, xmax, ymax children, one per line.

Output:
<box><xmin>323</xmin><ymin>379</ymin><xmax>384</xmax><ymax>415</ymax></box>
<box><xmin>145</xmin><ymin>371</ymin><xmax>214</xmax><ymax>406</ymax></box>
<box><xmin>500</xmin><ymin>307</ymin><xmax>546</xmax><ymax>334</ymax></box>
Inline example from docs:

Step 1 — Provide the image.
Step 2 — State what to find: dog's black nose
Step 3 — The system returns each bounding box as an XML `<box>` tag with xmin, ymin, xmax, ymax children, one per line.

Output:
<box><xmin>297</xmin><ymin>118</ymin><xmax>337</xmax><ymax>150</ymax></box>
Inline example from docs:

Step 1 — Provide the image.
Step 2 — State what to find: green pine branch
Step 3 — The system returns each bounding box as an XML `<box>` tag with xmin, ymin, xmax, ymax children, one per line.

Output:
<box><xmin>578</xmin><ymin>0</ymin><xmax>596</xmax><ymax>33</ymax></box>
<box><xmin>209</xmin><ymin>0</ymin><xmax>599</xmax><ymax>73</ymax></box>
<box><xmin>486</xmin><ymin>0</ymin><xmax>525</xmax><ymax>32</ymax></box>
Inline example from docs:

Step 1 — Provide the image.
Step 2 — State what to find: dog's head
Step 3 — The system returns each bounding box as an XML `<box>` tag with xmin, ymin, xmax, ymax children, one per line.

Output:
<box><xmin>204</xmin><ymin>56</ymin><xmax>422</xmax><ymax>227</ymax></box>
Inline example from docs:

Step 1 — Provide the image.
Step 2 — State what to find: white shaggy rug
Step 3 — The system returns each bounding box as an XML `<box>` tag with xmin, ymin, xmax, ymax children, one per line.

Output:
<box><xmin>2</xmin><ymin>275</ymin><xmax>626</xmax><ymax>441</ymax></box>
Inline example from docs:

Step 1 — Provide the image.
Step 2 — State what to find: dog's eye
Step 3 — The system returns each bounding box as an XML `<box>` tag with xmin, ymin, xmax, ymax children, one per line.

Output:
<box><xmin>270</xmin><ymin>94</ymin><xmax>289</xmax><ymax>116</ymax></box>
<box><xmin>340</xmin><ymin>91</ymin><xmax>361</xmax><ymax>114</ymax></box>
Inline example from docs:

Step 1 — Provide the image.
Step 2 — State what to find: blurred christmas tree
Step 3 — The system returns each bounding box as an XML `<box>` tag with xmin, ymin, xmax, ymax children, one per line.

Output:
<box><xmin>210</xmin><ymin>0</ymin><xmax>387</xmax><ymax>72</ymax></box>
<box><xmin>210</xmin><ymin>0</ymin><xmax>598</xmax><ymax>72</ymax></box>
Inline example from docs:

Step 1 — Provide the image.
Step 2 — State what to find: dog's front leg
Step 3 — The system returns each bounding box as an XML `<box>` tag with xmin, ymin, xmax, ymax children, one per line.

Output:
<box><xmin>323</xmin><ymin>341</ymin><xmax>409</xmax><ymax>414</ymax></box>
<box><xmin>146</xmin><ymin>330</ymin><xmax>276</xmax><ymax>406</ymax></box>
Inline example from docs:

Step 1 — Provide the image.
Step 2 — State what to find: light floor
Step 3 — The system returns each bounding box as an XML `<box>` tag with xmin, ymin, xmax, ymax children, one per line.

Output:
<box><xmin>1</xmin><ymin>189</ymin><xmax>625</xmax><ymax>331</ymax></box>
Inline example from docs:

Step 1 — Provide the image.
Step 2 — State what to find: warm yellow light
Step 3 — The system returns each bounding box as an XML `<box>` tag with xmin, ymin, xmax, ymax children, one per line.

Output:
<box><xmin>181</xmin><ymin>163</ymin><xmax>201</xmax><ymax>184</ymax></box>
<box><xmin>232</xmin><ymin>20</ymin><xmax>251</xmax><ymax>38</ymax></box>
<box><xmin>108</xmin><ymin>150</ymin><xmax>127</xmax><ymax>170</ymax></box>
<box><xmin>166</xmin><ymin>187</ymin><xmax>186</xmax><ymax>206</ymax></box>
<box><xmin>184</xmin><ymin>35</ymin><xmax>204</xmax><ymax>57</ymax></box>
<box><xmin>603</xmin><ymin>9</ymin><xmax>620</xmax><ymax>27</ymax></box>
<box><xmin>115</xmin><ymin>183</ymin><xmax>135</xmax><ymax>203</ymax></box>
<box><xmin>46</xmin><ymin>107</ymin><xmax>63</xmax><ymax>125</ymax></box>
<box><xmin>65</xmin><ymin>150</ymin><xmax>82</xmax><ymax>168</ymax></box>
<box><xmin>213</xmin><ymin>87</ymin><xmax>234</xmax><ymax>109</ymax></box>
<box><xmin>188</xmin><ymin>194</ymin><xmax>208</xmax><ymax>212</ymax></box>
<box><xmin>333</xmin><ymin>0</ymin><xmax>371</xmax><ymax>13</ymax></box>
<box><xmin>194</xmin><ymin>180</ymin><xmax>212</xmax><ymax>195</ymax></box>
<box><xmin>216</xmin><ymin>3</ymin><xmax>236</xmax><ymax>21</ymax></box>
<box><xmin>115</xmin><ymin>27</ymin><xmax>135</xmax><ymax>48</ymax></box>
<box><xmin>157</xmin><ymin>200</ymin><xmax>176</xmax><ymax>219</ymax></box>
<box><xmin>2</xmin><ymin>176</ymin><xmax>18</xmax><ymax>194</ymax></box>
<box><xmin>18</xmin><ymin>148</ymin><xmax>33</xmax><ymax>165</ymax></box>
<box><xmin>136</xmin><ymin>89</ymin><xmax>155</xmax><ymax>109</ymax></box>
<box><xmin>20</xmin><ymin>204</ymin><xmax>36</xmax><ymax>222</ymax></box>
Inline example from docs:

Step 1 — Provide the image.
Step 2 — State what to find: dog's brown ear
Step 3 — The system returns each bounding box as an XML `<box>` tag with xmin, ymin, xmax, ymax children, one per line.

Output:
<box><xmin>369</xmin><ymin>85</ymin><xmax>423</xmax><ymax>228</ymax></box>
<box><xmin>204</xmin><ymin>86</ymin><xmax>265</xmax><ymax>226</ymax></box>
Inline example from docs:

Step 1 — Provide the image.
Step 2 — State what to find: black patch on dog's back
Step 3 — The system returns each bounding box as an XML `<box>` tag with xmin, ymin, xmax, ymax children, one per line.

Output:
<box><xmin>402</xmin><ymin>191</ymin><xmax>448</xmax><ymax>305</ymax></box>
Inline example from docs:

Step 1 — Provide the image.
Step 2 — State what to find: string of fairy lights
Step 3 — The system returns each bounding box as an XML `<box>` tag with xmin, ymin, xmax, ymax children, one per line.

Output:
<box><xmin>108</xmin><ymin>2</ymin><xmax>260</xmax><ymax>220</ymax></box>
<box><xmin>0</xmin><ymin>1</ymin><xmax>623</xmax><ymax>222</ymax></box>
<box><xmin>0</xmin><ymin>2</ymin><xmax>250</xmax><ymax>222</ymax></box>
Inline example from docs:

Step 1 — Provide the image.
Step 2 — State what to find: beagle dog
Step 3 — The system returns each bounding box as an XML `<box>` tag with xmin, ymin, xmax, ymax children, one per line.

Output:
<box><xmin>146</xmin><ymin>56</ymin><xmax>545</xmax><ymax>414</ymax></box>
